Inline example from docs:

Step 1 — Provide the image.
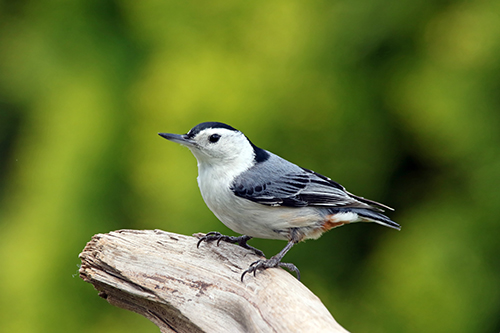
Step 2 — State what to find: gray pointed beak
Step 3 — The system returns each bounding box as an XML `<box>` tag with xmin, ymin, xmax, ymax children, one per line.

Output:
<box><xmin>158</xmin><ymin>133</ymin><xmax>196</xmax><ymax>147</ymax></box>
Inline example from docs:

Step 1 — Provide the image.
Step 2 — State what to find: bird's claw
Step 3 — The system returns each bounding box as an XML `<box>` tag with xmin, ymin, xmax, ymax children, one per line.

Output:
<box><xmin>241</xmin><ymin>258</ymin><xmax>301</xmax><ymax>282</ymax></box>
<box><xmin>196</xmin><ymin>231</ymin><xmax>224</xmax><ymax>248</ymax></box>
<box><xmin>196</xmin><ymin>232</ymin><xmax>265</xmax><ymax>257</ymax></box>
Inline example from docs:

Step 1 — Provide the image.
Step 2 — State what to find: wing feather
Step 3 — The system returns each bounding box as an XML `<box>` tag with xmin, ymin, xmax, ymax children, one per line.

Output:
<box><xmin>230</xmin><ymin>154</ymin><xmax>388</xmax><ymax>211</ymax></box>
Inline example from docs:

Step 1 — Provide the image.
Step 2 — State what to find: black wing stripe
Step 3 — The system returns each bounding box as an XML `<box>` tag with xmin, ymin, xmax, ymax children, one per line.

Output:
<box><xmin>283</xmin><ymin>181</ymin><xmax>308</xmax><ymax>189</ymax></box>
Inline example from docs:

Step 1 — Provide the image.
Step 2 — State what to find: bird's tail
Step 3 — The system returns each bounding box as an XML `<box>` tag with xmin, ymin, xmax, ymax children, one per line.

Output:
<box><xmin>355</xmin><ymin>209</ymin><xmax>400</xmax><ymax>230</ymax></box>
<box><xmin>327</xmin><ymin>207</ymin><xmax>401</xmax><ymax>230</ymax></box>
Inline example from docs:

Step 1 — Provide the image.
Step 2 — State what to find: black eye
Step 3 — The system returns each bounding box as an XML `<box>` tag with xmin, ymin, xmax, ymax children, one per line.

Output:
<box><xmin>209</xmin><ymin>134</ymin><xmax>221</xmax><ymax>143</ymax></box>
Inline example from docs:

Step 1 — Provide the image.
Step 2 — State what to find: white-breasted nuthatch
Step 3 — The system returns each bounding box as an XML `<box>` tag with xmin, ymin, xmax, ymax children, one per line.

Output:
<box><xmin>159</xmin><ymin>122</ymin><xmax>399</xmax><ymax>281</ymax></box>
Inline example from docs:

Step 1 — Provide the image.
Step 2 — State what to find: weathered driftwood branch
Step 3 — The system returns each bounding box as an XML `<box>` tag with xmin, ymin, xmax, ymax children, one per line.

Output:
<box><xmin>79</xmin><ymin>229</ymin><xmax>349</xmax><ymax>333</ymax></box>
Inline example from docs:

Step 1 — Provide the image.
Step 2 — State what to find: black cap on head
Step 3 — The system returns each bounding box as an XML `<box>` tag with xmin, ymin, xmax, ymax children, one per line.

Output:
<box><xmin>186</xmin><ymin>122</ymin><xmax>239</xmax><ymax>138</ymax></box>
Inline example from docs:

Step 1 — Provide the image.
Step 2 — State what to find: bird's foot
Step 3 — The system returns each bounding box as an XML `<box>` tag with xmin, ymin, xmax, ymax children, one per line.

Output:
<box><xmin>197</xmin><ymin>232</ymin><xmax>265</xmax><ymax>257</ymax></box>
<box><xmin>241</xmin><ymin>257</ymin><xmax>301</xmax><ymax>281</ymax></box>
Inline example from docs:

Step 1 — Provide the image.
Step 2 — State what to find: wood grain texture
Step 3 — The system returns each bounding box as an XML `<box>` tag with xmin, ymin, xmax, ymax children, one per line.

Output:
<box><xmin>79</xmin><ymin>229</ymin><xmax>349</xmax><ymax>333</ymax></box>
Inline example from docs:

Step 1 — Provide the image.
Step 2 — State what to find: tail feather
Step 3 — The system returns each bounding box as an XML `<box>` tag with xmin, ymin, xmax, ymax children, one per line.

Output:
<box><xmin>328</xmin><ymin>207</ymin><xmax>400</xmax><ymax>230</ymax></box>
<box><xmin>356</xmin><ymin>209</ymin><xmax>400</xmax><ymax>230</ymax></box>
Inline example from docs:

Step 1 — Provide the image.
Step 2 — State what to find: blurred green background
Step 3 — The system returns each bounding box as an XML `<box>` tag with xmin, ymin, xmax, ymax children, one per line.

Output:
<box><xmin>1</xmin><ymin>0</ymin><xmax>499</xmax><ymax>332</ymax></box>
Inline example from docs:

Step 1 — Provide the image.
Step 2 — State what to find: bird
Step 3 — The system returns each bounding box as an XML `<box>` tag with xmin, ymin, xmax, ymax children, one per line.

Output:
<box><xmin>158</xmin><ymin>122</ymin><xmax>399</xmax><ymax>281</ymax></box>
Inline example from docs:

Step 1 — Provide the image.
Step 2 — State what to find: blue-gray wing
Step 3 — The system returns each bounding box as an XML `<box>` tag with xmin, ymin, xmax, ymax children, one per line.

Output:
<box><xmin>231</xmin><ymin>153</ymin><xmax>390</xmax><ymax>211</ymax></box>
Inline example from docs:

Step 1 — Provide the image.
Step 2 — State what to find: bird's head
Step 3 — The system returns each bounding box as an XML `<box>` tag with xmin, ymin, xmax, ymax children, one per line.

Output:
<box><xmin>159</xmin><ymin>122</ymin><xmax>263</xmax><ymax>169</ymax></box>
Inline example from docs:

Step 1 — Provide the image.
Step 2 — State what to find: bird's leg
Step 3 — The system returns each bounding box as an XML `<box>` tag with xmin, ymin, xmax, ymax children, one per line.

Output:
<box><xmin>197</xmin><ymin>232</ymin><xmax>265</xmax><ymax>257</ymax></box>
<box><xmin>241</xmin><ymin>240</ymin><xmax>300</xmax><ymax>281</ymax></box>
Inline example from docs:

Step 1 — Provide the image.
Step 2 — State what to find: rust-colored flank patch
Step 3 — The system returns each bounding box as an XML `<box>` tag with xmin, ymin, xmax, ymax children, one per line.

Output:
<box><xmin>321</xmin><ymin>216</ymin><xmax>350</xmax><ymax>231</ymax></box>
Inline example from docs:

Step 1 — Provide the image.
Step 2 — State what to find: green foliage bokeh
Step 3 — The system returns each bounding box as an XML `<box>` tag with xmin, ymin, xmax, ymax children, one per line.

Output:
<box><xmin>1</xmin><ymin>0</ymin><xmax>499</xmax><ymax>332</ymax></box>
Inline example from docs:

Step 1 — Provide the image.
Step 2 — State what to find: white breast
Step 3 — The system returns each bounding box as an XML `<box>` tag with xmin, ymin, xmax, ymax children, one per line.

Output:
<box><xmin>197</xmin><ymin>163</ymin><xmax>323</xmax><ymax>240</ymax></box>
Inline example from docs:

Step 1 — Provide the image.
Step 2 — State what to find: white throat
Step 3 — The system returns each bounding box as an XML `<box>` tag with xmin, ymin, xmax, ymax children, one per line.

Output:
<box><xmin>192</xmin><ymin>145</ymin><xmax>255</xmax><ymax>188</ymax></box>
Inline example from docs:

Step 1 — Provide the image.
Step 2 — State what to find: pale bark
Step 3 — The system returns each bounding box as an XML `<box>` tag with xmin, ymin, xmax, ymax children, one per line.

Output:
<box><xmin>79</xmin><ymin>229</ymin><xmax>349</xmax><ymax>333</ymax></box>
